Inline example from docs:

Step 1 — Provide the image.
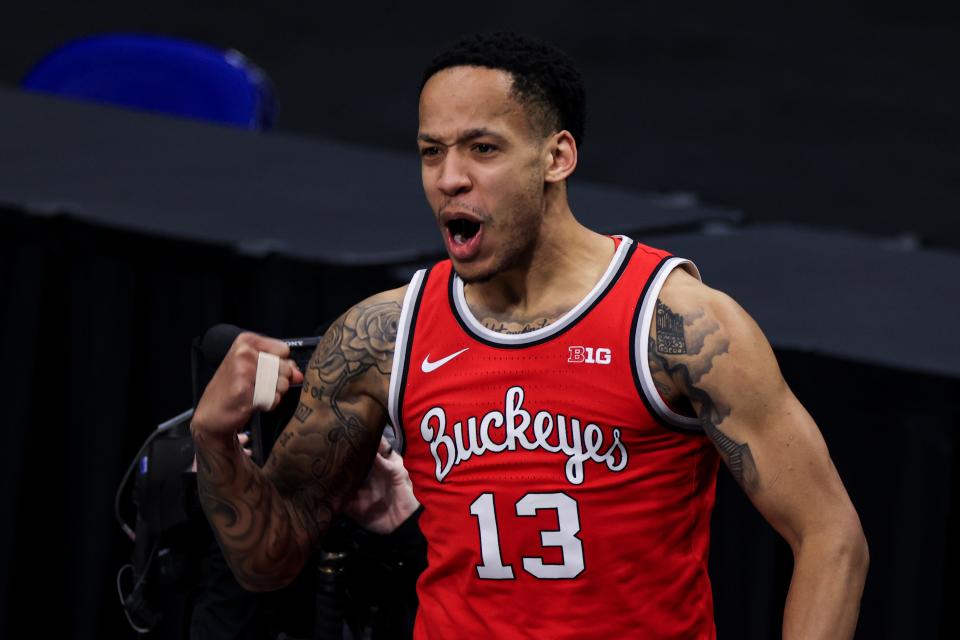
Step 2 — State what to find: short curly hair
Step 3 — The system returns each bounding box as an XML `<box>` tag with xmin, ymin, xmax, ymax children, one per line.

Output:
<box><xmin>421</xmin><ymin>32</ymin><xmax>586</xmax><ymax>147</ymax></box>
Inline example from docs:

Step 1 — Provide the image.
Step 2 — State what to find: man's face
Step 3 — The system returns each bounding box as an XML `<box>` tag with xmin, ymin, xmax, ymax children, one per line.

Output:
<box><xmin>418</xmin><ymin>66</ymin><xmax>548</xmax><ymax>283</ymax></box>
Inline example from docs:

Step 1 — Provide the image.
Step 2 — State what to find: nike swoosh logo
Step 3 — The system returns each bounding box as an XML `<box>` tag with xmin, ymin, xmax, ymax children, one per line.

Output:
<box><xmin>421</xmin><ymin>348</ymin><xmax>470</xmax><ymax>373</ymax></box>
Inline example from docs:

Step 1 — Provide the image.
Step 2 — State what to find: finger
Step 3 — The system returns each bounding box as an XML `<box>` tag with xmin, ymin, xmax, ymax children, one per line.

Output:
<box><xmin>371</xmin><ymin>453</ymin><xmax>392</xmax><ymax>471</ymax></box>
<box><xmin>252</xmin><ymin>351</ymin><xmax>281</xmax><ymax>411</ymax></box>
<box><xmin>279</xmin><ymin>359</ymin><xmax>303</xmax><ymax>385</ymax></box>
<box><xmin>377</xmin><ymin>436</ymin><xmax>393</xmax><ymax>458</ymax></box>
<box><xmin>246</xmin><ymin>333</ymin><xmax>291</xmax><ymax>358</ymax></box>
<box><xmin>276</xmin><ymin>375</ymin><xmax>290</xmax><ymax>397</ymax></box>
<box><xmin>373</xmin><ymin>449</ymin><xmax>407</xmax><ymax>480</ymax></box>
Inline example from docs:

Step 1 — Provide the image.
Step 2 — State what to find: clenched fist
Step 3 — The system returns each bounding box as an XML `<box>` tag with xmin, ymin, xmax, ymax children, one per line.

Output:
<box><xmin>191</xmin><ymin>332</ymin><xmax>304</xmax><ymax>443</ymax></box>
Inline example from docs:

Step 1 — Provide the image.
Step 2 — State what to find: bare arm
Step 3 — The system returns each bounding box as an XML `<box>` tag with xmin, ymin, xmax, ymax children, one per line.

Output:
<box><xmin>649</xmin><ymin>270</ymin><xmax>868</xmax><ymax>639</ymax></box>
<box><xmin>191</xmin><ymin>289</ymin><xmax>403</xmax><ymax>591</ymax></box>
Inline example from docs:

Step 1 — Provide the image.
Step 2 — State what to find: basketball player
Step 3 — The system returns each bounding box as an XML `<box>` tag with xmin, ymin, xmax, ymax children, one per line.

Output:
<box><xmin>191</xmin><ymin>33</ymin><xmax>868</xmax><ymax>638</ymax></box>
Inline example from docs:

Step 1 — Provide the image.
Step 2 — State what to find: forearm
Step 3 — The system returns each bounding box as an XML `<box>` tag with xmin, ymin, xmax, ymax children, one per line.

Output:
<box><xmin>194</xmin><ymin>429</ymin><xmax>316</xmax><ymax>591</ymax></box>
<box><xmin>783</xmin><ymin>529</ymin><xmax>869</xmax><ymax>639</ymax></box>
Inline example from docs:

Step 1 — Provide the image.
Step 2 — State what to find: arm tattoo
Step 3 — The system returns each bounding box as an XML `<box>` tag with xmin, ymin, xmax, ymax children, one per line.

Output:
<box><xmin>195</xmin><ymin>443</ymin><xmax>304</xmax><ymax>590</ymax></box>
<box><xmin>648</xmin><ymin>300</ymin><xmax>760</xmax><ymax>493</ymax></box>
<box><xmin>196</xmin><ymin>298</ymin><xmax>400</xmax><ymax>589</ymax></box>
<box><xmin>655</xmin><ymin>301</ymin><xmax>687</xmax><ymax>354</ymax></box>
<box><xmin>293</xmin><ymin>403</ymin><xmax>313</xmax><ymax>422</ymax></box>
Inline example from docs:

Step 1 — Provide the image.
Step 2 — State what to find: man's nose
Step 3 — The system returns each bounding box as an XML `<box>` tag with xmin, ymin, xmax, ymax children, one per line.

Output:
<box><xmin>436</xmin><ymin>152</ymin><xmax>472</xmax><ymax>196</ymax></box>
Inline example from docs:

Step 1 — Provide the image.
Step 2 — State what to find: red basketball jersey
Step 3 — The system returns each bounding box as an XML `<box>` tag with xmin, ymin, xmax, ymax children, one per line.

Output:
<box><xmin>388</xmin><ymin>237</ymin><xmax>720</xmax><ymax>639</ymax></box>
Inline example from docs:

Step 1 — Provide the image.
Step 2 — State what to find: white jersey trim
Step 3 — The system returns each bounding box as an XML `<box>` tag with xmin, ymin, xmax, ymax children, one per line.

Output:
<box><xmin>451</xmin><ymin>236</ymin><xmax>634</xmax><ymax>346</ymax></box>
<box><xmin>388</xmin><ymin>268</ymin><xmax>427</xmax><ymax>453</ymax></box>
<box><xmin>634</xmin><ymin>257</ymin><xmax>704</xmax><ymax>430</ymax></box>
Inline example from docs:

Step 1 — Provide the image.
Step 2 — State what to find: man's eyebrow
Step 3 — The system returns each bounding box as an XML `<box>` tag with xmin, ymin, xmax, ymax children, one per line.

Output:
<box><xmin>459</xmin><ymin>128</ymin><xmax>505</xmax><ymax>143</ymax></box>
<box><xmin>417</xmin><ymin>133</ymin><xmax>444</xmax><ymax>144</ymax></box>
<box><xmin>417</xmin><ymin>128</ymin><xmax>506</xmax><ymax>145</ymax></box>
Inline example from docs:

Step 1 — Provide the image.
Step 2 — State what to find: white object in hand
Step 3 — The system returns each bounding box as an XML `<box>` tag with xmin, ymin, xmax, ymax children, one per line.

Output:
<box><xmin>252</xmin><ymin>351</ymin><xmax>280</xmax><ymax>411</ymax></box>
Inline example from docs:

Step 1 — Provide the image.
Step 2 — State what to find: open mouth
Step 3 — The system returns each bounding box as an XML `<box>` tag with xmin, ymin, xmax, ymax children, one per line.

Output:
<box><xmin>447</xmin><ymin>218</ymin><xmax>482</xmax><ymax>245</ymax></box>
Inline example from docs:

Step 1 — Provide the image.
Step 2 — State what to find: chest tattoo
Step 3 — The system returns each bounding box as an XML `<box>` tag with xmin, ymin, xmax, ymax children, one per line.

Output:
<box><xmin>480</xmin><ymin>316</ymin><xmax>556</xmax><ymax>334</ymax></box>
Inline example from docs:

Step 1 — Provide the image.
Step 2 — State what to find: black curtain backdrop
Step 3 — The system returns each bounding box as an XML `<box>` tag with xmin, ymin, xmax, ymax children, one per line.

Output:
<box><xmin>2</xmin><ymin>206</ymin><xmax>958</xmax><ymax>638</ymax></box>
<box><xmin>0</xmin><ymin>208</ymin><xmax>399</xmax><ymax>638</ymax></box>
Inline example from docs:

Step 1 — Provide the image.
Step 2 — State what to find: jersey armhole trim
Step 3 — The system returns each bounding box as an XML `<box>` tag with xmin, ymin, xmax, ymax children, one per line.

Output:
<box><xmin>388</xmin><ymin>268</ymin><xmax>429</xmax><ymax>455</ymax></box>
<box><xmin>630</xmin><ymin>257</ymin><xmax>705</xmax><ymax>434</ymax></box>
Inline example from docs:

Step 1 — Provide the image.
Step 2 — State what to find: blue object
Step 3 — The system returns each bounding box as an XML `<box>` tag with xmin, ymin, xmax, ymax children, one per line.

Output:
<box><xmin>22</xmin><ymin>34</ymin><xmax>277</xmax><ymax>130</ymax></box>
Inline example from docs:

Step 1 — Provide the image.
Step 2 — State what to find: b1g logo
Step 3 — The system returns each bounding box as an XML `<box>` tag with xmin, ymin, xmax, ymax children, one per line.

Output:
<box><xmin>568</xmin><ymin>346</ymin><xmax>612</xmax><ymax>365</ymax></box>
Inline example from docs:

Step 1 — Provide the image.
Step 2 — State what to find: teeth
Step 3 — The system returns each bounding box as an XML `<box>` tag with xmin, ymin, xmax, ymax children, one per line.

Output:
<box><xmin>454</xmin><ymin>233</ymin><xmax>465</xmax><ymax>244</ymax></box>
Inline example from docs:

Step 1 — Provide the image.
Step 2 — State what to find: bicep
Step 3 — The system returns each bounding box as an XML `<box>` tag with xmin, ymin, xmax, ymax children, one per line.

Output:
<box><xmin>266</xmin><ymin>370</ymin><xmax>384</xmax><ymax>497</ymax></box>
<box><xmin>653</xmin><ymin>281</ymin><xmax>857</xmax><ymax>548</ymax></box>
<box><xmin>712</xmin><ymin>370</ymin><xmax>855</xmax><ymax>550</ymax></box>
<box><xmin>261</xmin><ymin>310</ymin><xmax>390</xmax><ymax>545</ymax></box>
<box><xmin>701</xmin><ymin>303</ymin><xmax>856</xmax><ymax>548</ymax></box>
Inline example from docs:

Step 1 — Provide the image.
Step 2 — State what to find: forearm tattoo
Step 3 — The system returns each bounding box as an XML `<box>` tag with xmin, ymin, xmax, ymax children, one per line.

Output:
<box><xmin>196</xmin><ymin>299</ymin><xmax>400</xmax><ymax>589</ymax></box>
<box><xmin>648</xmin><ymin>300</ymin><xmax>760</xmax><ymax>493</ymax></box>
<box><xmin>195</xmin><ymin>443</ymin><xmax>306</xmax><ymax>590</ymax></box>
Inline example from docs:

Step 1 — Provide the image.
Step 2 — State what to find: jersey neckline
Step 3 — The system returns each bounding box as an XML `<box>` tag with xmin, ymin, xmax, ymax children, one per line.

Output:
<box><xmin>447</xmin><ymin>235</ymin><xmax>635</xmax><ymax>348</ymax></box>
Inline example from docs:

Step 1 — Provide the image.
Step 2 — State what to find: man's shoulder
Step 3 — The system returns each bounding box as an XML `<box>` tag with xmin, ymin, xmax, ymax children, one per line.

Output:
<box><xmin>659</xmin><ymin>266</ymin><xmax>733</xmax><ymax>315</ymax></box>
<box><xmin>355</xmin><ymin>284</ymin><xmax>408</xmax><ymax>309</ymax></box>
<box><xmin>335</xmin><ymin>285</ymin><xmax>408</xmax><ymax>361</ymax></box>
<box><xmin>306</xmin><ymin>286</ymin><xmax>409</xmax><ymax>407</ymax></box>
<box><xmin>655</xmin><ymin>265</ymin><xmax>767</xmax><ymax>360</ymax></box>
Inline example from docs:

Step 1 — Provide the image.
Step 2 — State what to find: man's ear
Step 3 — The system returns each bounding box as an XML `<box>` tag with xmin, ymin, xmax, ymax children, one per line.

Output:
<box><xmin>544</xmin><ymin>130</ymin><xmax>578</xmax><ymax>183</ymax></box>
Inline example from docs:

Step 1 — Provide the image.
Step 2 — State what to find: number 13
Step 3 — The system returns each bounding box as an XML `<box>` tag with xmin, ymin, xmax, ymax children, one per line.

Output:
<box><xmin>469</xmin><ymin>492</ymin><xmax>585</xmax><ymax>580</ymax></box>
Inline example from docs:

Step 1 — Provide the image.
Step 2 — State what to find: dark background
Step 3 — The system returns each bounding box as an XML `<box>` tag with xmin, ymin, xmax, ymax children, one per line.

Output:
<box><xmin>2</xmin><ymin>1</ymin><xmax>958</xmax><ymax>246</ymax></box>
<box><xmin>1</xmin><ymin>1</ymin><xmax>958</xmax><ymax>638</ymax></box>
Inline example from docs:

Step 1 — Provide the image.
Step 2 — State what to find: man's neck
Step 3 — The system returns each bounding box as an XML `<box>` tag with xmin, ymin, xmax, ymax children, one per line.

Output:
<box><xmin>464</xmin><ymin>207</ymin><xmax>615</xmax><ymax>324</ymax></box>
